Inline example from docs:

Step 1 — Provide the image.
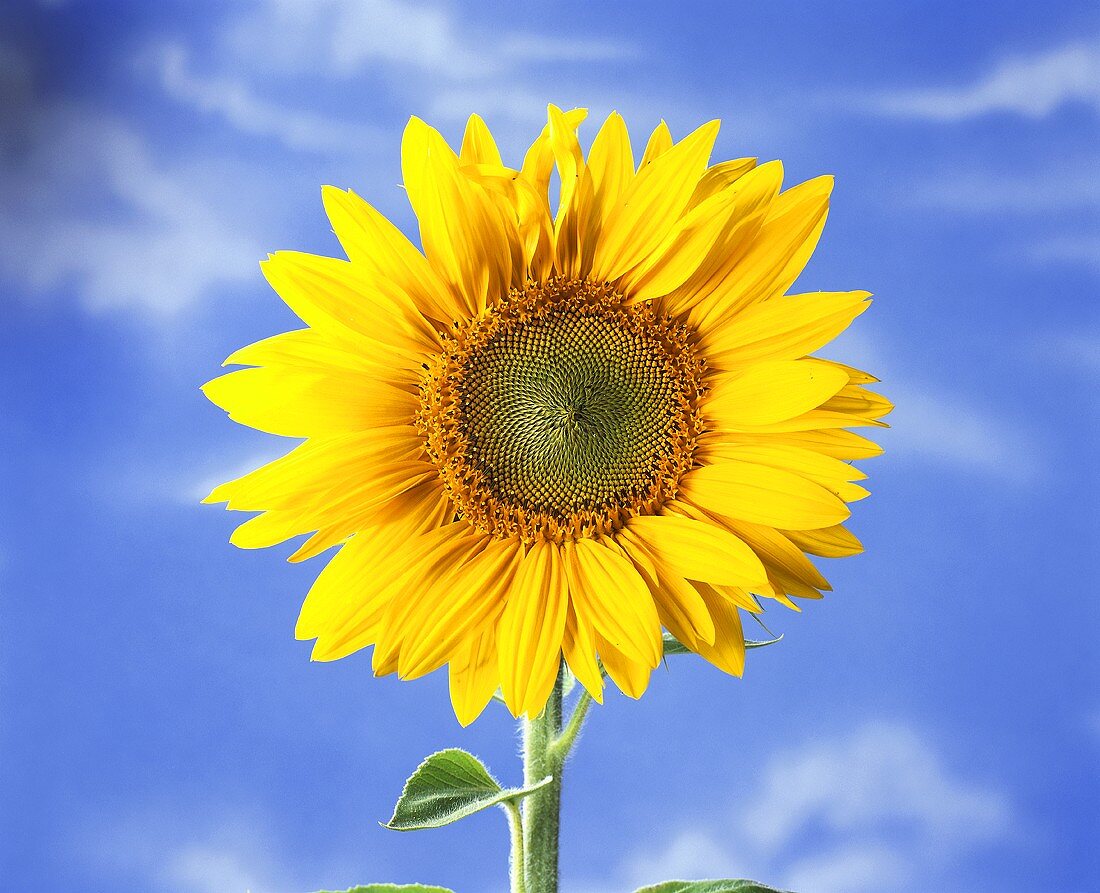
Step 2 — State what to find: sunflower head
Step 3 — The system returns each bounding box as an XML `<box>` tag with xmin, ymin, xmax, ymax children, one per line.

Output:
<box><xmin>417</xmin><ymin>276</ymin><xmax>706</xmax><ymax>543</ymax></box>
<box><xmin>203</xmin><ymin>106</ymin><xmax>890</xmax><ymax>725</ymax></box>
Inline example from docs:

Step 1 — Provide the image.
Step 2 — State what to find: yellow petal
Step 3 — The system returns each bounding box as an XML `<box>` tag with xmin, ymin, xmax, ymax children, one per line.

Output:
<box><xmin>586</xmin><ymin>111</ymin><xmax>634</xmax><ymax>234</ymax></box>
<box><xmin>398</xmin><ymin>536</ymin><xmax>522</xmax><ymax>679</ymax></box>
<box><xmin>705</xmin><ymin>360</ymin><xmax>850</xmax><ymax>428</ymax></box>
<box><xmin>497</xmin><ymin>541</ymin><xmax>569</xmax><ymax>717</ymax></box>
<box><xmin>613</xmin><ymin>534</ymin><xmax>715</xmax><ymax>647</ymax></box>
<box><xmin>596</xmin><ymin>634</ymin><xmax>652</xmax><ymax>699</ymax></box>
<box><xmin>404</xmin><ymin>118</ymin><xmax>506</xmax><ymax>314</ymax></box>
<box><xmin>784</xmin><ymin>524</ymin><xmax>864</xmax><ymax>558</ymax></box>
<box><xmin>206</xmin><ymin>428</ymin><xmax>424</xmax><ymax>512</ymax></box>
<box><xmin>296</xmin><ymin>527</ymin><xmax>405</xmax><ymax>640</ymax></box>
<box><xmin>692</xmin><ymin>174</ymin><xmax>834</xmax><ymax>326</ymax></box>
<box><xmin>680</xmin><ymin>460</ymin><xmax>851</xmax><ymax>530</ymax></box>
<box><xmin>821</xmin><ymin>385</ymin><xmax>895</xmax><ymax>421</ymax></box>
<box><xmin>229</xmin><ymin>460</ymin><xmax>435</xmax><ymax>552</ymax></box>
<box><xmin>622</xmin><ymin>185</ymin><xmax>747</xmax><ymax>301</ymax></box>
<box><xmin>687</xmin><ymin>157</ymin><xmax>758</xmax><ymax>210</ymax></box>
<box><xmin>718</xmin><ymin>409</ymin><xmax>887</xmax><ymax>434</ymax></box>
<box><xmin>320</xmin><ymin>186</ymin><xmax>458</xmax><ymax>324</ymax></box>
<box><xmin>699</xmin><ymin>441</ymin><xmax>867</xmax><ymax>483</ymax></box>
<box><xmin>459</xmin><ymin>114</ymin><xmax>503</xmax><ymax>166</ymax></box>
<box><xmin>449</xmin><ymin>626</ymin><xmax>500</xmax><ymax>727</ymax></box>
<box><xmin>260</xmin><ymin>250</ymin><xmax>440</xmax><ymax>353</ymax></box>
<box><xmin>564</xmin><ymin>538</ymin><xmax>662</xmax><ymax>668</ymax></box>
<box><xmin>638</xmin><ymin>120</ymin><xmax>673</xmax><ymax>169</ymax></box>
<box><xmin>660</xmin><ymin>160</ymin><xmax>784</xmax><ymax>318</ymax></box>
<box><xmin>701</xmin><ymin>291</ymin><xmax>871</xmax><ymax>370</ymax></box>
<box><xmin>591</xmin><ymin>120</ymin><xmax>720</xmax><ymax>281</ymax></box>
<box><xmin>696</xmin><ymin>441</ymin><xmax>871</xmax><ymax>503</ymax></box>
<box><xmin>202</xmin><ymin>366</ymin><xmax>417</xmax><ymax>437</ymax></box>
<box><xmin>223</xmin><ymin>329</ymin><xmax>422</xmax><ymax>392</ymax></box>
<box><xmin>562</xmin><ymin>602</ymin><xmax>604</xmax><ymax>703</ymax></box>
<box><xmin>519</xmin><ymin>107</ymin><xmax>586</xmax><ymax>280</ymax></box>
<box><xmin>722</xmin><ymin>518</ymin><xmax>831</xmax><ymax>592</ymax></box>
<box><xmin>295</xmin><ymin>498</ymin><xmax>447</xmax><ymax>648</ymax></box>
<box><xmin>624</xmin><ymin>514</ymin><xmax>769</xmax><ymax>590</ymax></box>
<box><xmin>370</xmin><ymin>524</ymin><xmax>486</xmax><ymax>671</ymax></box>
<box><xmin>547</xmin><ymin>103</ymin><xmax>595</xmax><ymax>277</ymax></box>
<box><xmin>691</xmin><ymin>584</ymin><xmax>747</xmax><ymax>676</ymax></box>
<box><xmin>728</xmin><ymin>428</ymin><xmax>884</xmax><ymax>460</ymax></box>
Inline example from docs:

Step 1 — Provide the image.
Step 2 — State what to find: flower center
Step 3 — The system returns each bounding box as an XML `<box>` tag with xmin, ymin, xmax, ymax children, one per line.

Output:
<box><xmin>417</xmin><ymin>278</ymin><xmax>705</xmax><ymax>541</ymax></box>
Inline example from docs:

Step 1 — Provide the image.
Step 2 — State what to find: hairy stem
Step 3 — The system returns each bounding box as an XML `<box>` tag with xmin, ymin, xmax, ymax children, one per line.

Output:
<box><xmin>505</xmin><ymin>801</ymin><xmax>527</xmax><ymax>893</ymax></box>
<box><xmin>550</xmin><ymin>689</ymin><xmax>593</xmax><ymax>762</ymax></box>
<box><xmin>522</xmin><ymin>671</ymin><xmax>563</xmax><ymax>892</ymax></box>
<box><xmin>518</xmin><ymin>669</ymin><xmax>597</xmax><ymax>893</ymax></box>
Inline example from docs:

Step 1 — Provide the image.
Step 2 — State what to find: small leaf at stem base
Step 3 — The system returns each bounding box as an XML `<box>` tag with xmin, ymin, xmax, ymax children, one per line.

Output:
<box><xmin>384</xmin><ymin>747</ymin><xmax>552</xmax><ymax>831</ymax></box>
<box><xmin>662</xmin><ymin>632</ymin><xmax>782</xmax><ymax>656</ymax></box>
<box><xmin>316</xmin><ymin>885</ymin><xmax>454</xmax><ymax>892</ymax></box>
<box><xmin>634</xmin><ymin>881</ymin><xmax>793</xmax><ymax>893</ymax></box>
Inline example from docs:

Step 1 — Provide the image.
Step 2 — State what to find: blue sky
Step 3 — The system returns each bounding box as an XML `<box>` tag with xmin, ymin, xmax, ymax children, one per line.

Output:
<box><xmin>1</xmin><ymin>1</ymin><xmax>1097</xmax><ymax>891</ymax></box>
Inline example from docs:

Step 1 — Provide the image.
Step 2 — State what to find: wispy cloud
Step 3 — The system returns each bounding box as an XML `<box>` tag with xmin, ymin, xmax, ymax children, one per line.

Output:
<box><xmin>141</xmin><ymin>42</ymin><xmax>386</xmax><ymax>155</ymax></box>
<box><xmin>85</xmin><ymin>810</ymin><xmax>343</xmax><ymax>893</ymax></box>
<box><xmin>225</xmin><ymin>0</ymin><xmax>635</xmax><ymax>81</ymax></box>
<box><xmin>1027</xmin><ymin>233</ymin><xmax>1100</xmax><ymax>272</ymax></box>
<box><xmin>185</xmin><ymin>444</ymin><xmax>293</xmax><ymax>506</ymax></box>
<box><xmin>907</xmin><ymin>167</ymin><xmax>1100</xmax><ymax>214</ymax></box>
<box><xmin>833</xmin><ymin>330</ymin><xmax>1041</xmax><ymax>484</ymax></box>
<box><xmin>867</xmin><ymin>39</ymin><xmax>1100</xmax><ymax>120</ymax></box>
<box><xmin>581</xmin><ymin>721</ymin><xmax>1013</xmax><ymax>893</ymax></box>
<box><xmin>736</xmin><ymin>722</ymin><xmax>1011</xmax><ymax>857</ymax></box>
<box><xmin>142</xmin><ymin>0</ymin><xmax>640</xmax><ymax>152</ymax></box>
<box><xmin>0</xmin><ymin>105</ymin><xmax>268</xmax><ymax>316</ymax></box>
<box><xmin>1034</xmin><ymin>328</ymin><xmax>1100</xmax><ymax>377</ymax></box>
<box><xmin>880</xmin><ymin>386</ymin><xmax>1040</xmax><ymax>484</ymax></box>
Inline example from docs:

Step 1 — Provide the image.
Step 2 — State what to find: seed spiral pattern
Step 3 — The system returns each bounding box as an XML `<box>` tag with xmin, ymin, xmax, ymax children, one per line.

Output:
<box><xmin>417</xmin><ymin>278</ymin><xmax>706</xmax><ymax>542</ymax></box>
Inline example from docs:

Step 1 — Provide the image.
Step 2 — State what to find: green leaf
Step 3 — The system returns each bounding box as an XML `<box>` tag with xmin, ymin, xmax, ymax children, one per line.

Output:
<box><xmin>634</xmin><ymin>880</ymin><xmax>792</xmax><ymax>893</ymax></box>
<box><xmin>384</xmin><ymin>748</ymin><xmax>553</xmax><ymax>831</ymax></box>
<box><xmin>662</xmin><ymin>633</ymin><xmax>693</xmax><ymax>655</ymax></box>
<box><xmin>662</xmin><ymin>632</ymin><xmax>783</xmax><ymax>656</ymax></box>
<box><xmin>317</xmin><ymin>886</ymin><xmax>454</xmax><ymax>893</ymax></box>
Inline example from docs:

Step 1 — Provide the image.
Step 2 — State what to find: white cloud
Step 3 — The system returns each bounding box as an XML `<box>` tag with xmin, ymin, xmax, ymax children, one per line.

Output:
<box><xmin>165</xmin><ymin>842</ymin><xmax>283</xmax><ymax>893</ymax></box>
<box><xmin>227</xmin><ymin>0</ymin><xmax>634</xmax><ymax>81</ymax></box>
<box><xmin>156</xmin><ymin>0</ymin><xmax>642</xmax><ymax>151</ymax></box>
<box><xmin>89</xmin><ymin>813</ymin><xmax>302</xmax><ymax>893</ymax></box>
<box><xmin>1087</xmin><ymin>708</ymin><xmax>1100</xmax><ymax>740</ymax></box>
<box><xmin>1027</xmin><ymin>233</ymin><xmax>1100</xmax><ymax>272</ymax></box>
<box><xmin>497</xmin><ymin>34</ymin><xmax>635</xmax><ymax>64</ymax></box>
<box><xmin>908</xmin><ymin>168</ymin><xmax>1100</xmax><ymax>214</ymax></box>
<box><xmin>737</xmin><ymin>722</ymin><xmax>1011</xmax><ymax>857</ymax></box>
<box><xmin>585</xmin><ymin>721</ymin><xmax>1013</xmax><ymax>893</ymax></box>
<box><xmin>831</xmin><ymin>331</ymin><xmax>1040</xmax><ymax>484</ymax></box>
<box><xmin>85</xmin><ymin>809</ymin><xmax>366</xmax><ymax>893</ymax></box>
<box><xmin>0</xmin><ymin>105</ymin><xmax>273</xmax><ymax>316</ymax></box>
<box><xmin>186</xmin><ymin>445</ymin><xmax>293</xmax><ymax>506</ymax></box>
<box><xmin>625</xmin><ymin>829</ymin><xmax>738</xmax><ymax>884</ymax></box>
<box><xmin>143</xmin><ymin>42</ymin><xmax>385</xmax><ymax>155</ymax></box>
<box><xmin>1034</xmin><ymin>328</ymin><xmax>1100</xmax><ymax>377</ymax></box>
<box><xmin>868</xmin><ymin>39</ymin><xmax>1100</xmax><ymax>120</ymax></box>
<box><xmin>782</xmin><ymin>843</ymin><xmax>907</xmax><ymax>893</ymax></box>
<box><xmin>427</xmin><ymin>85</ymin><xmax>553</xmax><ymax>126</ymax></box>
<box><xmin>879</xmin><ymin>386</ymin><xmax>1040</xmax><ymax>484</ymax></box>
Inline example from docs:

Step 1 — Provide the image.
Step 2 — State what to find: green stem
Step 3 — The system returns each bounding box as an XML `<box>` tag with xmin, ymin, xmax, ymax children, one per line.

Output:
<box><xmin>550</xmin><ymin>689</ymin><xmax>592</xmax><ymax>762</ymax></box>
<box><xmin>521</xmin><ymin>671</ymin><xmax>563</xmax><ymax>893</ymax></box>
<box><xmin>505</xmin><ymin>801</ymin><xmax>527</xmax><ymax>893</ymax></box>
<box><xmin>519</xmin><ymin>669</ymin><xmax>596</xmax><ymax>893</ymax></box>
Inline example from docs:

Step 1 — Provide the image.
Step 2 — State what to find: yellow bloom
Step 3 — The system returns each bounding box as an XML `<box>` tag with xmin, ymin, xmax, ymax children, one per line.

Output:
<box><xmin>203</xmin><ymin>107</ymin><xmax>889</xmax><ymax>725</ymax></box>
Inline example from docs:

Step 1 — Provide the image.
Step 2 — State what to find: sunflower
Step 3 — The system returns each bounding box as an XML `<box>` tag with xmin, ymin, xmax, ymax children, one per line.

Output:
<box><xmin>203</xmin><ymin>106</ymin><xmax>889</xmax><ymax>725</ymax></box>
